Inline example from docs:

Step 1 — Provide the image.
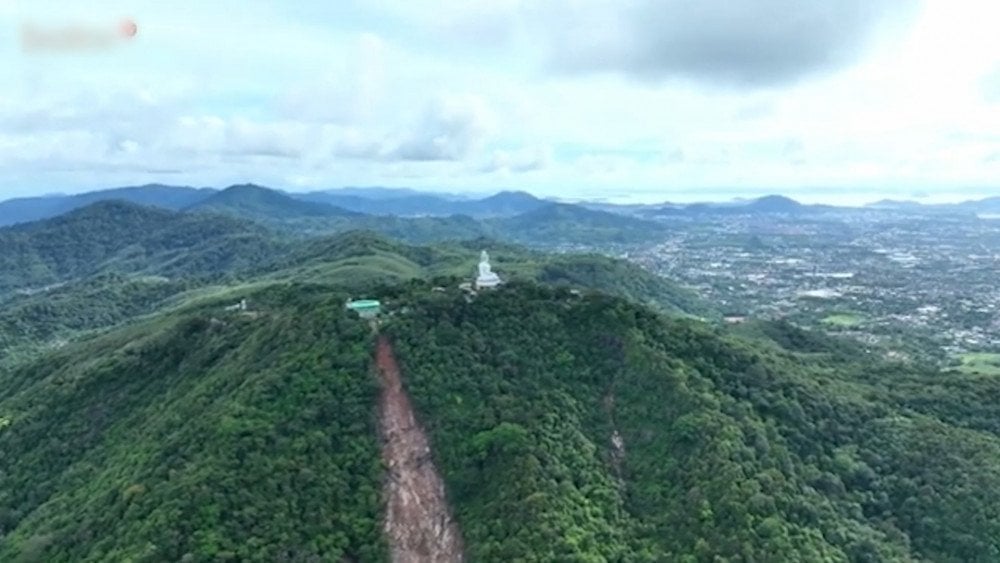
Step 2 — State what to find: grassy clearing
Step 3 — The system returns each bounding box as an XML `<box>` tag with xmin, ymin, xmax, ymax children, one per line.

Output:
<box><xmin>952</xmin><ymin>352</ymin><xmax>1000</xmax><ymax>375</ymax></box>
<box><xmin>822</xmin><ymin>313</ymin><xmax>865</xmax><ymax>327</ymax></box>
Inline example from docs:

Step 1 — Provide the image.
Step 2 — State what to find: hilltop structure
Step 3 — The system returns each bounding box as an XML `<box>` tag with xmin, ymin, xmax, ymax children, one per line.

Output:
<box><xmin>346</xmin><ymin>299</ymin><xmax>381</xmax><ymax>319</ymax></box>
<box><xmin>475</xmin><ymin>250</ymin><xmax>502</xmax><ymax>290</ymax></box>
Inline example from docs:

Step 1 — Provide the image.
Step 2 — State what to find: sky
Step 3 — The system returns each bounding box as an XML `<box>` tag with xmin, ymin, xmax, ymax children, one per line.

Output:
<box><xmin>0</xmin><ymin>0</ymin><xmax>998</xmax><ymax>204</ymax></box>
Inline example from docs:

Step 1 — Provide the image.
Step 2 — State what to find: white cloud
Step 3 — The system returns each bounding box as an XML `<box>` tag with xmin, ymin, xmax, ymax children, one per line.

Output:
<box><xmin>0</xmin><ymin>0</ymin><xmax>998</xmax><ymax>203</ymax></box>
<box><xmin>388</xmin><ymin>94</ymin><xmax>497</xmax><ymax>161</ymax></box>
<box><xmin>480</xmin><ymin>145</ymin><xmax>552</xmax><ymax>173</ymax></box>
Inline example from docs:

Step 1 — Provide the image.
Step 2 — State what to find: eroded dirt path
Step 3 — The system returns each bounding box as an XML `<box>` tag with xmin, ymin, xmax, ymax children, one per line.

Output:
<box><xmin>375</xmin><ymin>335</ymin><xmax>465</xmax><ymax>563</ymax></box>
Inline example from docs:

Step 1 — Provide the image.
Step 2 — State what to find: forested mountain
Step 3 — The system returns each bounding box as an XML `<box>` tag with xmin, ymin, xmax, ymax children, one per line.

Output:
<box><xmin>2</xmin><ymin>280</ymin><xmax>998</xmax><ymax>561</ymax></box>
<box><xmin>640</xmin><ymin>195</ymin><xmax>832</xmax><ymax>218</ymax></box>
<box><xmin>186</xmin><ymin>186</ymin><xmax>659</xmax><ymax>244</ymax></box>
<box><xmin>490</xmin><ymin>202</ymin><xmax>667</xmax><ymax>244</ymax></box>
<box><xmin>0</xmin><ymin>185</ymin><xmax>215</xmax><ymax>227</ymax></box>
<box><xmin>186</xmin><ymin>184</ymin><xmax>361</xmax><ymax>221</ymax></box>
<box><xmin>0</xmin><ymin>201</ymin><xmax>285</xmax><ymax>295</ymax></box>
<box><xmin>296</xmin><ymin>189</ymin><xmax>545</xmax><ymax>217</ymax></box>
<box><xmin>0</xmin><ymin>206</ymin><xmax>712</xmax><ymax>371</ymax></box>
<box><xmin>2</xmin><ymin>185</ymin><xmax>665</xmax><ymax>245</ymax></box>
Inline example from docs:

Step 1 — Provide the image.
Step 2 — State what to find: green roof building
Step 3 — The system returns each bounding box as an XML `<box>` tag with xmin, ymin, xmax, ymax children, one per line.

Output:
<box><xmin>346</xmin><ymin>299</ymin><xmax>381</xmax><ymax>319</ymax></box>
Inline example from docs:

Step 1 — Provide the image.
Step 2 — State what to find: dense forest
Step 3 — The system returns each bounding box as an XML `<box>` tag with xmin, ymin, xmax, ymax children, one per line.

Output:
<box><xmin>2</xmin><ymin>199</ymin><xmax>999</xmax><ymax>561</ymax></box>
<box><xmin>384</xmin><ymin>282</ymin><xmax>1000</xmax><ymax>561</ymax></box>
<box><xmin>0</xmin><ymin>285</ymin><xmax>386</xmax><ymax>561</ymax></box>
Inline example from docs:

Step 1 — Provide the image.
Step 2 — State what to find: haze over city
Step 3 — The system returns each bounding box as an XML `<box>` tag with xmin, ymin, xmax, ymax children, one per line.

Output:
<box><xmin>1</xmin><ymin>0</ymin><xmax>998</xmax><ymax>204</ymax></box>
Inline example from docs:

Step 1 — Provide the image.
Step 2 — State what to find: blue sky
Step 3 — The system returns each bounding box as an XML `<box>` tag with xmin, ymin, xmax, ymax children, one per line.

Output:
<box><xmin>1</xmin><ymin>0</ymin><xmax>998</xmax><ymax>204</ymax></box>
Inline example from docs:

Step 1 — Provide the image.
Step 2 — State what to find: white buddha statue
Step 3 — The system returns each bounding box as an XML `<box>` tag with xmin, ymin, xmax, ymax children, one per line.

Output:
<box><xmin>475</xmin><ymin>250</ymin><xmax>502</xmax><ymax>289</ymax></box>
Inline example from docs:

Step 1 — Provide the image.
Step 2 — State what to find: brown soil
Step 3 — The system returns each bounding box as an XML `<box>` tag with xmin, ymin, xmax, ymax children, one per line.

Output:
<box><xmin>375</xmin><ymin>335</ymin><xmax>465</xmax><ymax>563</ymax></box>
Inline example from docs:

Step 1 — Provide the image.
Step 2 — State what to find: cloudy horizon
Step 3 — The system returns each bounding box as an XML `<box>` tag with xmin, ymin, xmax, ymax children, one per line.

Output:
<box><xmin>1</xmin><ymin>1</ymin><xmax>998</xmax><ymax>204</ymax></box>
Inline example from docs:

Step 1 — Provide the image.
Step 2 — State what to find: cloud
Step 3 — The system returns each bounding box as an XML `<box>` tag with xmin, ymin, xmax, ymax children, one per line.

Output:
<box><xmin>537</xmin><ymin>0</ymin><xmax>915</xmax><ymax>87</ymax></box>
<box><xmin>388</xmin><ymin>94</ymin><xmax>496</xmax><ymax>161</ymax></box>
<box><xmin>983</xmin><ymin>67</ymin><xmax>1000</xmax><ymax>103</ymax></box>
<box><xmin>275</xmin><ymin>33</ymin><xmax>388</xmax><ymax>124</ymax></box>
<box><xmin>480</xmin><ymin>146</ymin><xmax>552</xmax><ymax>173</ymax></box>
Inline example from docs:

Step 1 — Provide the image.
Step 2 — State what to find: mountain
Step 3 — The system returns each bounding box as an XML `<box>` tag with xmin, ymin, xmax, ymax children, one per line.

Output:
<box><xmin>0</xmin><ymin>200</ymin><xmax>285</xmax><ymax>296</ymax></box>
<box><xmin>294</xmin><ymin>189</ymin><xmax>545</xmax><ymax>218</ymax></box>
<box><xmin>3</xmin><ymin>280</ymin><xmax>999</xmax><ymax>560</ymax></box>
<box><xmin>0</xmin><ymin>184</ymin><xmax>215</xmax><ymax>226</ymax></box>
<box><xmin>187</xmin><ymin>184</ymin><xmax>359</xmax><ymax>221</ymax></box>
<box><xmin>953</xmin><ymin>196</ymin><xmax>1000</xmax><ymax>213</ymax></box>
<box><xmin>184</xmin><ymin>185</ymin><xmax>653</xmax><ymax>245</ymax></box>
<box><xmin>316</xmin><ymin>186</ymin><xmax>475</xmax><ymax>200</ymax></box>
<box><xmin>293</xmin><ymin>192</ymin><xmax>453</xmax><ymax>216</ymax></box>
<box><xmin>640</xmin><ymin>195</ymin><xmax>829</xmax><ymax>218</ymax></box>
<box><xmin>493</xmin><ymin>202</ymin><xmax>666</xmax><ymax>244</ymax></box>
<box><xmin>866</xmin><ymin>199</ymin><xmax>924</xmax><ymax>209</ymax></box>
<box><xmin>461</xmin><ymin>190</ymin><xmax>547</xmax><ymax>217</ymax></box>
<box><xmin>0</xmin><ymin>210</ymin><xmax>714</xmax><ymax>359</ymax></box>
<box><xmin>743</xmin><ymin>194</ymin><xmax>809</xmax><ymax>212</ymax></box>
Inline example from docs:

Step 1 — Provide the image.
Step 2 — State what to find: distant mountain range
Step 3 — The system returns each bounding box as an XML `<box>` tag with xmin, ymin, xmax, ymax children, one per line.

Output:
<box><xmin>0</xmin><ymin>185</ymin><xmax>215</xmax><ymax>226</ymax></box>
<box><xmin>0</xmin><ymin>184</ymin><xmax>671</xmax><ymax>252</ymax></box>
<box><xmin>1</xmin><ymin>184</ymin><xmax>997</xmax><ymax>232</ymax></box>
<box><xmin>639</xmin><ymin>194</ymin><xmax>836</xmax><ymax>217</ymax></box>
<box><xmin>0</xmin><ymin>184</ymin><xmax>547</xmax><ymax>227</ymax></box>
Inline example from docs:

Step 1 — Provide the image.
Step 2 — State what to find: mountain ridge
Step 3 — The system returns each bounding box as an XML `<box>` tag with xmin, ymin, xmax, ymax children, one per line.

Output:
<box><xmin>5</xmin><ymin>184</ymin><xmax>998</xmax><ymax>229</ymax></box>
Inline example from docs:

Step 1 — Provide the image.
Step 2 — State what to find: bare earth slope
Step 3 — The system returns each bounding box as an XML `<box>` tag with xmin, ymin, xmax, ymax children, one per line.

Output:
<box><xmin>376</xmin><ymin>335</ymin><xmax>464</xmax><ymax>562</ymax></box>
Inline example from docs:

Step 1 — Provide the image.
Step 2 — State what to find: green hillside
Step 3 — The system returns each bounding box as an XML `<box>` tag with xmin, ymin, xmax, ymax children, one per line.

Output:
<box><xmin>0</xmin><ymin>284</ymin><xmax>386</xmax><ymax>562</ymax></box>
<box><xmin>187</xmin><ymin>184</ymin><xmax>360</xmax><ymax>221</ymax></box>
<box><xmin>0</xmin><ymin>208</ymin><xmax>712</xmax><ymax>364</ymax></box>
<box><xmin>489</xmin><ymin>202</ymin><xmax>667</xmax><ymax>245</ymax></box>
<box><xmin>2</xmin><ymin>281</ymin><xmax>999</xmax><ymax>561</ymax></box>
<box><xmin>384</xmin><ymin>283</ymin><xmax>1000</xmax><ymax>561</ymax></box>
<box><xmin>0</xmin><ymin>201</ymin><xmax>286</xmax><ymax>295</ymax></box>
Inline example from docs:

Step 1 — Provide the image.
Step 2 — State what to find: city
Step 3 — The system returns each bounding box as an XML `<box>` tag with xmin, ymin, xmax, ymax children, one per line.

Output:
<box><xmin>622</xmin><ymin>209</ymin><xmax>1000</xmax><ymax>368</ymax></box>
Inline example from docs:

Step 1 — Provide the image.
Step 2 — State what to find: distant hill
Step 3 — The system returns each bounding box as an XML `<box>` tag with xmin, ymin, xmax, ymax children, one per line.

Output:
<box><xmin>642</xmin><ymin>194</ymin><xmax>822</xmax><ymax>217</ymax></box>
<box><xmin>187</xmin><ymin>184</ymin><xmax>359</xmax><ymax>221</ymax></box>
<box><xmin>493</xmin><ymin>202</ymin><xmax>665</xmax><ymax>244</ymax></box>
<box><xmin>178</xmin><ymin>185</ymin><xmax>656</xmax><ymax>245</ymax></box>
<box><xmin>865</xmin><ymin>199</ymin><xmax>924</xmax><ymax>209</ymax></box>
<box><xmin>864</xmin><ymin>197</ymin><xmax>1000</xmax><ymax>214</ymax></box>
<box><xmin>0</xmin><ymin>184</ymin><xmax>215</xmax><ymax>226</ymax></box>
<box><xmin>316</xmin><ymin>186</ymin><xmax>475</xmax><ymax>200</ymax></box>
<box><xmin>743</xmin><ymin>194</ymin><xmax>809</xmax><ymax>212</ymax></box>
<box><xmin>294</xmin><ymin>189</ymin><xmax>545</xmax><ymax>218</ymax></box>
<box><xmin>463</xmin><ymin>191</ymin><xmax>547</xmax><ymax>217</ymax></box>
<box><xmin>0</xmin><ymin>200</ymin><xmax>285</xmax><ymax>295</ymax></box>
<box><xmin>953</xmin><ymin>196</ymin><xmax>1000</xmax><ymax>213</ymax></box>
